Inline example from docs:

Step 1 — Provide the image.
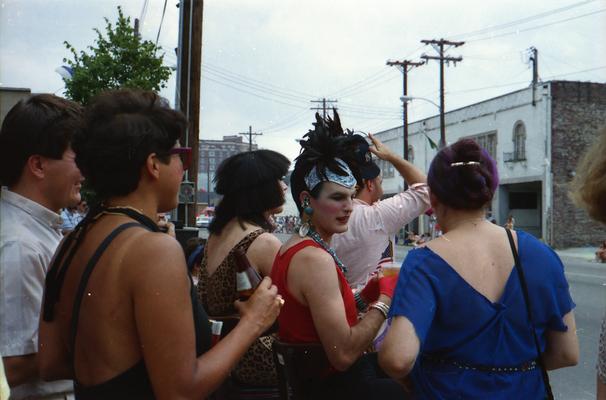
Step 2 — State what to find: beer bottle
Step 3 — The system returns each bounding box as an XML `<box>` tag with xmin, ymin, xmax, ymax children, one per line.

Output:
<box><xmin>234</xmin><ymin>248</ymin><xmax>262</xmax><ymax>300</ymax></box>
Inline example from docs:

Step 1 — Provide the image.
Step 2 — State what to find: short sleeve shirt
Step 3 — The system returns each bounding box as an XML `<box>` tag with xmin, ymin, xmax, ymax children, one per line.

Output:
<box><xmin>0</xmin><ymin>187</ymin><xmax>73</xmax><ymax>398</ymax></box>
<box><xmin>389</xmin><ymin>230</ymin><xmax>575</xmax><ymax>399</ymax></box>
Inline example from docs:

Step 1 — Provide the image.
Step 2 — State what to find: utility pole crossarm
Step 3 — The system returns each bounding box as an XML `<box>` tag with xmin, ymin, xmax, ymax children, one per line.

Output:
<box><xmin>310</xmin><ymin>98</ymin><xmax>338</xmax><ymax>119</ymax></box>
<box><xmin>420</xmin><ymin>37</ymin><xmax>464</xmax><ymax>149</ymax></box>
<box><xmin>238</xmin><ymin>126</ymin><xmax>262</xmax><ymax>152</ymax></box>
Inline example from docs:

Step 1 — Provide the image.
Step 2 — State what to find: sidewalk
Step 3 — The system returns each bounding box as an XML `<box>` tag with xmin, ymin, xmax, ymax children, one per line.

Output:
<box><xmin>555</xmin><ymin>246</ymin><xmax>599</xmax><ymax>262</ymax></box>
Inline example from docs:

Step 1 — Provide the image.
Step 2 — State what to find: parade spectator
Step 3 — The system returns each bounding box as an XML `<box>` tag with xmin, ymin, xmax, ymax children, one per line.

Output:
<box><xmin>185</xmin><ymin>237</ymin><xmax>205</xmax><ymax>285</ymax></box>
<box><xmin>379</xmin><ymin>138</ymin><xmax>579</xmax><ymax>399</ymax></box>
<box><xmin>596</xmin><ymin>241</ymin><xmax>606</xmax><ymax>263</ymax></box>
<box><xmin>38</xmin><ymin>89</ymin><xmax>282</xmax><ymax>399</ymax></box>
<box><xmin>60</xmin><ymin>205</ymin><xmax>82</xmax><ymax>234</ymax></box>
<box><xmin>505</xmin><ymin>214</ymin><xmax>515</xmax><ymax>230</ymax></box>
<box><xmin>332</xmin><ymin>132</ymin><xmax>430</xmax><ymax>288</ymax></box>
<box><xmin>570</xmin><ymin>126</ymin><xmax>606</xmax><ymax>399</ymax></box>
<box><xmin>196</xmin><ymin>149</ymin><xmax>290</xmax><ymax>387</ymax></box>
<box><xmin>271</xmin><ymin>113</ymin><xmax>405</xmax><ymax>399</ymax></box>
<box><xmin>0</xmin><ymin>94</ymin><xmax>83</xmax><ymax>399</ymax></box>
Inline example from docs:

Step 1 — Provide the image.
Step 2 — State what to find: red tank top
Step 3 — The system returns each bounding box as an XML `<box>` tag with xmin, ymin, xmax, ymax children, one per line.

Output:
<box><xmin>271</xmin><ymin>240</ymin><xmax>358</xmax><ymax>343</ymax></box>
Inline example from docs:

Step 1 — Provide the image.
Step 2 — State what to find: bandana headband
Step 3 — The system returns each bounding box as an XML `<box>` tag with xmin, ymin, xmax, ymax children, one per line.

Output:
<box><xmin>304</xmin><ymin>158</ymin><xmax>357</xmax><ymax>191</ymax></box>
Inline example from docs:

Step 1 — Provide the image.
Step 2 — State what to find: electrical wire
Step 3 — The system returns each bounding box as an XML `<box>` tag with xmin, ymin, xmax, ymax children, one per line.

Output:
<box><xmin>466</xmin><ymin>8</ymin><xmax>606</xmax><ymax>43</ymax></box>
<box><xmin>452</xmin><ymin>0</ymin><xmax>597</xmax><ymax>39</ymax></box>
<box><xmin>155</xmin><ymin>0</ymin><xmax>168</xmax><ymax>48</ymax></box>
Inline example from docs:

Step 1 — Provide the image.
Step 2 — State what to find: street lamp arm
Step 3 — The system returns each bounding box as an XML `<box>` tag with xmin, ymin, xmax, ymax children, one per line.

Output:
<box><xmin>400</xmin><ymin>95</ymin><xmax>441</xmax><ymax>111</ymax></box>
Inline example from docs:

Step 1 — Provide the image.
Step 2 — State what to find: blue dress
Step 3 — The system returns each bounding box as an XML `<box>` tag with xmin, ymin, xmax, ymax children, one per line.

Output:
<box><xmin>390</xmin><ymin>231</ymin><xmax>575</xmax><ymax>399</ymax></box>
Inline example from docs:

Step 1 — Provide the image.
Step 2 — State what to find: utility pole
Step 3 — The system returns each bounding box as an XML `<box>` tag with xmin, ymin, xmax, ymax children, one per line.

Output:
<box><xmin>420</xmin><ymin>38</ymin><xmax>464</xmax><ymax>148</ymax></box>
<box><xmin>386</xmin><ymin>59</ymin><xmax>424</xmax><ymax>162</ymax></box>
<box><xmin>528</xmin><ymin>46</ymin><xmax>539</xmax><ymax>106</ymax></box>
<box><xmin>176</xmin><ymin>0</ymin><xmax>203</xmax><ymax>227</ymax></box>
<box><xmin>310</xmin><ymin>98</ymin><xmax>338</xmax><ymax>119</ymax></box>
<box><xmin>238</xmin><ymin>126</ymin><xmax>263</xmax><ymax>152</ymax></box>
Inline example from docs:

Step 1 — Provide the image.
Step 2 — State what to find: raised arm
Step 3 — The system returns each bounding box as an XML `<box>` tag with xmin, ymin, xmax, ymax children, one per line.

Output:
<box><xmin>368</xmin><ymin>133</ymin><xmax>426</xmax><ymax>186</ymax></box>
<box><xmin>290</xmin><ymin>247</ymin><xmax>389</xmax><ymax>371</ymax></box>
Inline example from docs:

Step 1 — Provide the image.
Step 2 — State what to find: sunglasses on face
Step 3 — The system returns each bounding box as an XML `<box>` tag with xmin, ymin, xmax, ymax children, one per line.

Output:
<box><xmin>168</xmin><ymin>147</ymin><xmax>192</xmax><ymax>170</ymax></box>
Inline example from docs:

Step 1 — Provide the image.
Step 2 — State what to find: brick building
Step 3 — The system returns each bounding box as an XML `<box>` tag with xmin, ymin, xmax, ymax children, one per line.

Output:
<box><xmin>375</xmin><ymin>80</ymin><xmax>606</xmax><ymax>248</ymax></box>
<box><xmin>197</xmin><ymin>135</ymin><xmax>258</xmax><ymax>204</ymax></box>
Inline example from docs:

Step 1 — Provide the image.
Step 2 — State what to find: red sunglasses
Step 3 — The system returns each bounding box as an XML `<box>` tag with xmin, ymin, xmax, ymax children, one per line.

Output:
<box><xmin>168</xmin><ymin>147</ymin><xmax>192</xmax><ymax>170</ymax></box>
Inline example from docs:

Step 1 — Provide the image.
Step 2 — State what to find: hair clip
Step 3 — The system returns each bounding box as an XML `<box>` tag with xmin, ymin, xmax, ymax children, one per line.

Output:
<box><xmin>450</xmin><ymin>161</ymin><xmax>480</xmax><ymax>167</ymax></box>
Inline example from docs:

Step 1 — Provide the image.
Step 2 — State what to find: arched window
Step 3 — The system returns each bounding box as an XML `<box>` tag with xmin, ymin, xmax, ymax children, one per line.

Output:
<box><xmin>513</xmin><ymin>121</ymin><xmax>526</xmax><ymax>161</ymax></box>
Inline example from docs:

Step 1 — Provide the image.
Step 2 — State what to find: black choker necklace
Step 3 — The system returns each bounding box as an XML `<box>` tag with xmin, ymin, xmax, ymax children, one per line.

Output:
<box><xmin>101</xmin><ymin>206</ymin><xmax>160</xmax><ymax>232</ymax></box>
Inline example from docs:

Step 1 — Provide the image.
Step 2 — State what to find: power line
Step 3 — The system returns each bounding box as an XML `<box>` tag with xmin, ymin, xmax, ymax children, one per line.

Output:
<box><xmin>452</xmin><ymin>0</ymin><xmax>597</xmax><ymax>39</ymax></box>
<box><xmin>155</xmin><ymin>0</ymin><xmax>168</xmax><ymax>48</ymax></box>
<box><xmin>466</xmin><ymin>8</ymin><xmax>606</xmax><ymax>43</ymax></box>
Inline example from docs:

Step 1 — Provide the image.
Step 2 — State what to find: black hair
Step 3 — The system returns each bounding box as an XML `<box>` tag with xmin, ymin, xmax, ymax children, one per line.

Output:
<box><xmin>291</xmin><ymin>111</ymin><xmax>354</xmax><ymax>214</ymax></box>
<box><xmin>427</xmin><ymin>138</ymin><xmax>499</xmax><ymax>210</ymax></box>
<box><xmin>209</xmin><ymin>149</ymin><xmax>290</xmax><ymax>234</ymax></box>
<box><xmin>0</xmin><ymin>94</ymin><xmax>83</xmax><ymax>187</ymax></box>
<box><xmin>73</xmin><ymin>89</ymin><xmax>186</xmax><ymax>201</ymax></box>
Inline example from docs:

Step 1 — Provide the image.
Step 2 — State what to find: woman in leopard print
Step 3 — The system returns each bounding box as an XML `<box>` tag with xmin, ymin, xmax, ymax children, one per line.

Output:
<box><xmin>197</xmin><ymin>150</ymin><xmax>290</xmax><ymax>387</ymax></box>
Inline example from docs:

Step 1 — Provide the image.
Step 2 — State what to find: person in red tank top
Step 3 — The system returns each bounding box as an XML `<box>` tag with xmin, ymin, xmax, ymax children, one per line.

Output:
<box><xmin>271</xmin><ymin>111</ymin><xmax>406</xmax><ymax>399</ymax></box>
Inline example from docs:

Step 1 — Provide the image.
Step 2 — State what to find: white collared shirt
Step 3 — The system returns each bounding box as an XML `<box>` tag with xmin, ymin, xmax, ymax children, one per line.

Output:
<box><xmin>331</xmin><ymin>183</ymin><xmax>430</xmax><ymax>288</ymax></box>
<box><xmin>0</xmin><ymin>187</ymin><xmax>73</xmax><ymax>398</ymax></box>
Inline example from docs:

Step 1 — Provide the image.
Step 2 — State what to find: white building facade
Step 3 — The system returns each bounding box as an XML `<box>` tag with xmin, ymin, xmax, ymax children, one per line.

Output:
<box><xmin>375</xmin><ymin>81</ymin><xmax>606</xmax><ymax>247</ymax></box>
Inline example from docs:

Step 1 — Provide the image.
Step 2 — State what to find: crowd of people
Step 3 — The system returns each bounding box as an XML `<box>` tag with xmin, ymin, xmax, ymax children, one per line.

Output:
<box><xmin>0</xmin><ymin>88</ymin><xmax>602</xmax><ymax>400</ymax></box>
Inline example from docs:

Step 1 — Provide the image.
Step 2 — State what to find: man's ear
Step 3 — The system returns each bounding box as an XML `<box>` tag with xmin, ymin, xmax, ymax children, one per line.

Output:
<box><xmin>364</xmin><ymin>178</ymin><xmax>374</xmax><ymax>192</ymax></box>
<box><xmin>27</xmin><ymin>155</ymin><xmax>46</xmax><ymax>179</ymax></box>
<box><xmin>144</xmin><ymin>153</ymin><xmax>162</xmax><ymax>180</ymax></box>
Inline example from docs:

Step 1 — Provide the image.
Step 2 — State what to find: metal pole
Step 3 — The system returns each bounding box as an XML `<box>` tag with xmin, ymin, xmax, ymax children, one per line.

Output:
<box><xmin>439</xmin><ymin>42</ymin><xmax>446</xmax><ymax>148</ymax></box>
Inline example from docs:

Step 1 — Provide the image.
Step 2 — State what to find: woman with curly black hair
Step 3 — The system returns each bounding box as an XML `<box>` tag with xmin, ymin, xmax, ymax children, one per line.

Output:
<box><xmin>196</xmin><ymin>149</ymin><xmax>290</xmax><ymax>387</ymax></box>
<box><xmin>38</xmin><ymin>89</ymin><xmax>282</xmax><ymax>399</ymax></box>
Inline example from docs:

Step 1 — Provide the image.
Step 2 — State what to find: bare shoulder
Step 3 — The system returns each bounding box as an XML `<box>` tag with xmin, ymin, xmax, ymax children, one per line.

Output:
<box><xmin>249</xmin><ymin>232</ymin><xmax>282</xmax><ymax>252</ymax></box>
<box><xmin>291</xmin><ymin>244</ymin><xmax>336</xmax><ymax>274</ymax></box>
<box><xmin>123</xmin><ymin>231</ymin><xmax>188</xmax><ymax>284</ymax></box>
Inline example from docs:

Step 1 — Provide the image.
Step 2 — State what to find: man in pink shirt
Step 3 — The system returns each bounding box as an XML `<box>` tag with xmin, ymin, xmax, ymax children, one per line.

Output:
<box><xmin>332</xmin><ymin>134</ymin><xmax>430</xmax><ymax>288</ymax></box>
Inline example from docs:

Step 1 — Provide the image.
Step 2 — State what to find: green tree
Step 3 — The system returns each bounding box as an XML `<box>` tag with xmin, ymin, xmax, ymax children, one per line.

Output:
<box><xmin>62</xmin><ymin>6</ymin><xmax>172</xmax><ymax>104</ymax></box>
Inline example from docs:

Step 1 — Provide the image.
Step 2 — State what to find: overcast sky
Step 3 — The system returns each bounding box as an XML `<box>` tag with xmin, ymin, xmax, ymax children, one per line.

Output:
<box><xmin>1</xmin><ymin>0</ymin><xmax>605</xmax><ymax>162</ymax></box>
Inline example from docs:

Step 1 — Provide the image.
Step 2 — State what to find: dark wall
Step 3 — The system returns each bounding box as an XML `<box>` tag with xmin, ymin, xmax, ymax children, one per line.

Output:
<box><xmin>550</xmin><ymin>81</ymin><xmax>606</xmax><ymax>248</ymax></box>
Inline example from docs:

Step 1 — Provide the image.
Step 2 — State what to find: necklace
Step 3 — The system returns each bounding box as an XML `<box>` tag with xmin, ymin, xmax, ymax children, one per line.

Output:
<box><xmin>307</xmin><ymin>227</ymin><xmax>348</xmax><ymax>273</ymax></box>
<box><xmin>99</xmin><ymin>205</ymin><xmax>160</xmax><ymax>232</ymax></box>
<box><xmin>445</xmin><ymin>217</ymin><xmax>486</xmax><ymax>232</ymax></box>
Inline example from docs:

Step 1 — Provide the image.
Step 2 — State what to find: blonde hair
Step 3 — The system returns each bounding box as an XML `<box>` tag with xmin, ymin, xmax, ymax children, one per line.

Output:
<box><xmin>570</xmin><ymin>126</ymin><xmax>606</xmax><ymax>224</ymax></box>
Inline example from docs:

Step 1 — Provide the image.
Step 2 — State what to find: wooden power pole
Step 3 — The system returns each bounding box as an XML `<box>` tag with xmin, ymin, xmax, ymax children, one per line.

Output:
<box><xmin>420</xmin><ymin>38</ymin><xmax>464</xmax><ymax>148</ymax></box>
<box><xmin>176</xmin><ymin>0</ymin><xmax>203</xmax><ymax>227</ymax></box>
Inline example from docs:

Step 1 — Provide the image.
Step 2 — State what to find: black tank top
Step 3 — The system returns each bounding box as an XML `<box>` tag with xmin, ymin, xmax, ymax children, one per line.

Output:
<box><xmin>50</xmin><ymin>218</ymin><xmax>211</xmax><ymax>400</ymax></box>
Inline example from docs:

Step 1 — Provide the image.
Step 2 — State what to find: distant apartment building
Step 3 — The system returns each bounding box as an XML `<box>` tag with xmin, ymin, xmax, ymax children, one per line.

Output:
<box><xmin>375</xmin><ymin>80</ymin><xmax>606</xmax><ymax>248</ymax></box>
<box><xmin>197</xmin><ymin>135</ymin><xmax>258</xmax><ymax>203</ymax></box>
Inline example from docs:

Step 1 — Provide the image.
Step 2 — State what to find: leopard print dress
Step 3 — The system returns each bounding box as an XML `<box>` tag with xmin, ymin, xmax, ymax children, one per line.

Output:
<box><xmin>196</xmin><ymin>229</ymin><xmax>277</xmax><ymax>387</ymax></box>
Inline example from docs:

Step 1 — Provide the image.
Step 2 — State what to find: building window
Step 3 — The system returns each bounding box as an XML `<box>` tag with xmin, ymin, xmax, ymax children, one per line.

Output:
<box><xmin>407</xmin><ymin>145</ymin><xmax>414</xmax><ymax>165</ymax></box>
<box><xmin>465</xmin><ymin>132</ymin><xmax>497</xmax><ymax>159</ymax></box>
<box><xmin>513</xmin><ymin>122</ymin><xmax>526</xmax><ymax>161</ymax></box>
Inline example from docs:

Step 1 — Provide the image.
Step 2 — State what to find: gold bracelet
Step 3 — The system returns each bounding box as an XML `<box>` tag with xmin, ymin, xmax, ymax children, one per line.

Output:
<box><xmin>370</xmin><ymin>301</ymin><xmax>389</xmax><ymax>319</ymax></box>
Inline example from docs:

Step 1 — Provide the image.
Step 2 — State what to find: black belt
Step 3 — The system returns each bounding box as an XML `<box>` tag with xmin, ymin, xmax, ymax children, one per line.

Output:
<box><xmin>422</xmin><ymin>354</ymin><xmax>538</xmax><ymax>373</ymax></box>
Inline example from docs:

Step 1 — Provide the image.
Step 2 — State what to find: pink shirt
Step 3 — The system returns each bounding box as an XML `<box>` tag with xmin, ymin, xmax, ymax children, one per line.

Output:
<box><xmin>331</xmin><ymin>183</ymin><xmax>430</xmax><ymax>288</ymax></box>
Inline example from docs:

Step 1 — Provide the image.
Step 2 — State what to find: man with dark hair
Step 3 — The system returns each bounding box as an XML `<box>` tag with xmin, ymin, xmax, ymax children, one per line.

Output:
<box><xmin>332</xmin><ymin>133</ymin><xmax>430</xmax><ymax>288</ymax></box>
<box><xmin>0</xmin><ymin>94</ymin><xmax>83</xmax><ymax>399</ymax></box>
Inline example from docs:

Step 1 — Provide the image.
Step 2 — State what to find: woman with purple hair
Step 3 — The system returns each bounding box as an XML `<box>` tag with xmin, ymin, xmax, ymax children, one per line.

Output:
<box><xmin>379</xmin><ymin>139</ymin><xmax>579</xmax><ymax>399</ymax></box>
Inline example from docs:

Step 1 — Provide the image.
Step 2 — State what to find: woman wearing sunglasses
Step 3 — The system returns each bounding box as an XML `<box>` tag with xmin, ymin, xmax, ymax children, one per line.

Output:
<box><xmin>38</xmin><ymin>89</ymin><xmax>283</xmax><ymax>399</ymax></box>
